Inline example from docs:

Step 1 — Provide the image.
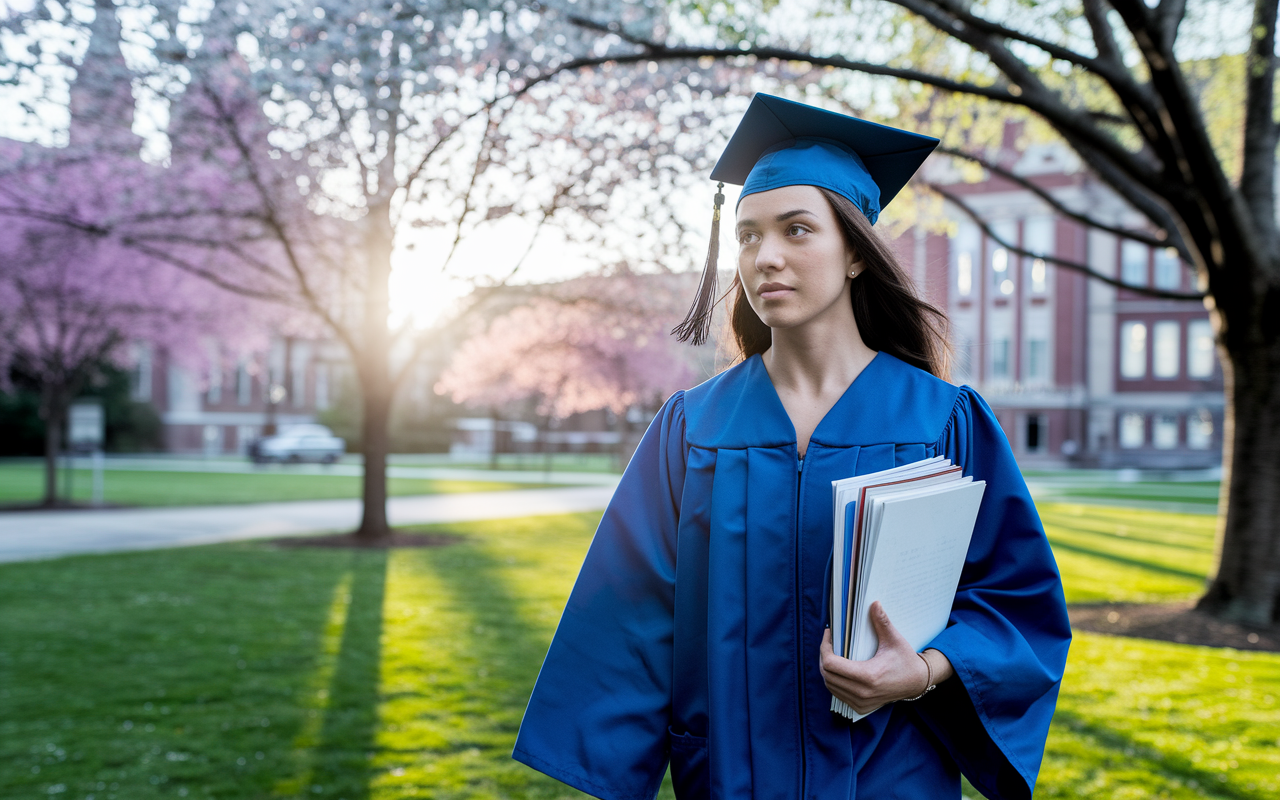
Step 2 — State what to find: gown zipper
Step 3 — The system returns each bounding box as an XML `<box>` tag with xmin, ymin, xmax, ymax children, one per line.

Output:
<box><xmin>795</xmin><ymin>451</ymin><xmax>808</xmax><ymax>798</ymax></box>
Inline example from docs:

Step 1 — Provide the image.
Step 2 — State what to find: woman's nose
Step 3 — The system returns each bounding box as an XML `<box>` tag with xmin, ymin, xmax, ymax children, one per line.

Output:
<box><xmin>755</xmin><ymin>236</ymin><xmax>785</xmax><ymax>272</ymax></box>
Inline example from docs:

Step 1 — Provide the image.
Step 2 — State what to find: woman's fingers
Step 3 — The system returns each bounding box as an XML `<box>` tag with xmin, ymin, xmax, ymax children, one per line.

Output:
<box><xmin>819</xmin><ymin>603</ymin><xmax>930</xmax><ymax>710</ymax></box>
<box><xmin>868</xmin><ymin>601</ymin><xmax>910</xmax><ymax>655</ymax></box>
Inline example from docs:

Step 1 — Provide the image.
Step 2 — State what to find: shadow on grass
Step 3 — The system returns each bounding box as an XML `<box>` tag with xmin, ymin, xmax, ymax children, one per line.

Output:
<box><xmin>1046</xmin><ymin>535</ymin><xmax>1208</xmax><ymax>581</ymax></box>
<box><xmin>1050</xmin><ymin>710</ymin><xmax>1258</xmax><ymax>800</ymax></box>
<box><xmin>1043</xmin><ymin>517</ymin><xmax>1212</xmax><ymax>554</ymax></box>
<box><xmin>307</xmin><ymin>550</ymin><xmax>388</xmax><ymax>800</ymax></box>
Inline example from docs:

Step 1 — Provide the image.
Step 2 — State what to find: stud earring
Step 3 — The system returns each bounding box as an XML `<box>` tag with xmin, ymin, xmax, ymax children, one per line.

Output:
<box><xmin>849</xmin><ymin>269</ymin><xmax>858</xmax><ymax>278</ymax></box>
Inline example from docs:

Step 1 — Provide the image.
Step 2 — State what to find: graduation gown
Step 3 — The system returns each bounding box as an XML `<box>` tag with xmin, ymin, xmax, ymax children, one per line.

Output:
<box><xmin>513</xmin><ymin>352</ymin><xmax>1071</xmax><ymax>800</ymax></box>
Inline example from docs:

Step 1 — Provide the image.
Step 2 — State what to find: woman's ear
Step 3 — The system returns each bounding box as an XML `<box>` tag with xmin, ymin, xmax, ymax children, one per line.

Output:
<box><xmin>848</xmin><ymin>256</ymin><xmax>866</xmax><ymax>278</ymax></box>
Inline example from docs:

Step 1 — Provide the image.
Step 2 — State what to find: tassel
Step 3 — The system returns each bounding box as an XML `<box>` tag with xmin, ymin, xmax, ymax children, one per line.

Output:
<box><xmin>672</xmin><ymin>182</ymin><xmax>726</xmax><ymax>345</ymax></box>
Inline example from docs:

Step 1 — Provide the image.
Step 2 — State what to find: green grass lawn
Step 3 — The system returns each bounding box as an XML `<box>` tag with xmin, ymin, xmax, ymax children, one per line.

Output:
<box><xmin>1040</xmin><ymin>502</ymin><xmax>1218</xmax><ymax>604</ymax></box>
<box><xmin>0</xmin><ymin>465</ymin><xmax>550</xmax><ymax>508</ymax></box>
<box><xmin>1</xmin><ymin>506</ymin><xmax>1276</xmax><ymax>799</ymax></box>
<box><xmin>1054</xmin><ymin>482</ymin><xmax>1221</xmax><ymax>507</ymax></box>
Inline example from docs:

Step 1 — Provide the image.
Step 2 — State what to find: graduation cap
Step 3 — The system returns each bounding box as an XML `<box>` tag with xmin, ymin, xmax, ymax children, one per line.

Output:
<box><xmin>672</xmin><ymin>93</ymin><xmax>940</xmax><ymax>345</ymax></box>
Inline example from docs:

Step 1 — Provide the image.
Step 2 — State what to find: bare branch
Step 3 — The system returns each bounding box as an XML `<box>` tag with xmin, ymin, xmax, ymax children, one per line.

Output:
<box><xmin>0</xmin><ymin>206</ymin><xmax>110</xmax><ymax>236</ymax></box>
<box><xmin>930</xmin><ymin>182</ymin><xmax>1205</xmax><ymax>301</ymax></box>
<box><xmin>560</xmin><ymin>15</ymin><xmax>1167</xmax><ymax>199</ymax></box>
<box><xmin>1082</xmin><ymin>0</ymin><xmax>1125</xmax><ymax>67</ymax></box>
<box><xmin>202</xmin><ymin>89</ymin><xmax>360</xmax><ymax>355</ymax></box>
<box><xmin>936</xmin><ymin>146</ymin><xmax>1190</xmax><ymax>258</ymax></box>
<box><xmin>1157</xmin><ymin>0</ymin><xmax>1190</xmax><ymax>42</ymax></box>
<box><xmin>1238</xmin><ymin>0</ymin><xmax>1279</xmax><ymax>247</ymax></box>
<box><xmin>895</xmin><ymin>0</ymin><xmax>1102</xmax><ymax>73</ymax></box>
<box><xmin>436</xmin><ymin>108</ymin><xmax>496</xmax><ymax>276</ymax></box>
<box><xmin>115</xmin><ymin>238</ymin><xmax>292</xmax><ymax>303</ymax></box>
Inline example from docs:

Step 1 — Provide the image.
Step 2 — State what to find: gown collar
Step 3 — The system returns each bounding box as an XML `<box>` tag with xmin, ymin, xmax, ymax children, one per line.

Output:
<box><xmin>682</xmin><ymin>350</ymin><xmax>960</xmax><ymax>451</ymax></box>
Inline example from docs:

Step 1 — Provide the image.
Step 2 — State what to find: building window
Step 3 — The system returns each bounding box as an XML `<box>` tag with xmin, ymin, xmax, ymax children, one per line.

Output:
<box><xmin>1025</xmin><ymin>414</ymin><xmax>1046</xmax><ymax>453</ymax></box>
<box><xmin>1153</xmin><ymin>321</ymin><xmax>1180</xmax><ymax>379</ymax></box>
<box><xmin>1153</xmin><ymin>414</ymin><xmax>1179</xmax><ymax>449</ymax></box>
<box><xmin>1029</xmin><ymin>258</ymin><xmax>1047</xmax><ymax>294</ymax></box>
<box><xmin>1119</xmin><ymin>412</ymin><xmax>1145</xmax><ymax>448</ymax></box>
<box><xmin>991</xmin><ymin>247</ymin><xmax>1014</xmax><ymax>295</ymax></box>
<box><xmin>1187</xmin><ymin>319</ymin><xmax>1215</xmax><ymax>378</ymax></box>
<box><xmin>291</xmin><ymin>363</ymin><xmax>307</xmax><ymax>408</ymax></box>
<box><xmin>1120</xmin><ymin>321</ymin><xmax>1147</xmax><ymax>379</ymax></box>
<box><xmin>1121</xmin><ymin>241</ymin><xmax>1148</xmax><ymax>286</ymax></box>
<box><xmin>1027</xmin><ymin>339</ymin><xmax>1049</xmax><ymax>382</ymax></box>
<box><xmin>206</xmin><ymin>342</ymin><xmax>222</xmax><ymax>405</ymax></box>
<box><xmin>991</xmin><ymin>338</ymin><xmax>1011</xmax><ymax>379</ymax></box>
<box><xmin>130</xmin><ymin>342</ymin><xmax>153</xmax><ymax>402</ymax></box>
<box><xmin>1154</xmin><ymin>247</ymin><xmax>1183</xmax><ymax>290</ymax></box>
<box><xmin>315</xmin><ymin>364</ymin><xmax>331</xmax><ymax>411</ymax></box>
<box><xmin>237</xmin><ymin>361</ymin><xmax>253</xmax><ymax>406</ymax></box>
<box><xmin>1022</xmin><ymin>217</ymin><xmax>1053</xmax><ymax>295</ymax></box>
<box><xmin>957</xmin><ymin>252</ymin><xmax>973</xmax><ymax>297</ymax></box>
<box><xmin>1187</xmin><ymin>410</ymin><xmax>1213</xmax><ymax>449</ymax></box>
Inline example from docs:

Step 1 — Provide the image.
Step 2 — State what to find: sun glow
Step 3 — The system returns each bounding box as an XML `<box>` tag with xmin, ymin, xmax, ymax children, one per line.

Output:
<box><xmin>389</xmin><ymin>216</ymin><xmax>596</xmax><ymax>330</ymax></box>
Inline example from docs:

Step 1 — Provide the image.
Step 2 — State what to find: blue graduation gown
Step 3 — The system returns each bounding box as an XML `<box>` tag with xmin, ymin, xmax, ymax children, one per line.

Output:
<box><xmin>513</xmin><ymin>352</ymin><xmax>1071</xmax><ymax>800</ymax></box>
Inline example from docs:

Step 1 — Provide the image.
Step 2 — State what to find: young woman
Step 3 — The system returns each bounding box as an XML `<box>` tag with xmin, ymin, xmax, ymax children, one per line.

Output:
<box><xmin>513</xmin><ymin>94</ymin><xmax>1071</xmax><ymax>800</ymax></box>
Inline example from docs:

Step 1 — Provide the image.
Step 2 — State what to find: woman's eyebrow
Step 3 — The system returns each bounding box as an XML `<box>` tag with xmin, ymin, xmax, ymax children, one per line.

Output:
<box><xmin>737</xmin><ymin>209</ymin><xmax>817</xmax><ymax>229</ymax></box>
<box><xmin>776</xmin><ymin>209</ymin><xmax>816</xmax><ymax>222</ymax></box>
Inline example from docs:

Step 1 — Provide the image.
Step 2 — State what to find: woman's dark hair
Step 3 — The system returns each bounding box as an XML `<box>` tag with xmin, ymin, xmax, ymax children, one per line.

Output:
<box><xmin>727</xmin><ymin>187</ymin><xmax>952</xmax><ymax>381</ymax></box>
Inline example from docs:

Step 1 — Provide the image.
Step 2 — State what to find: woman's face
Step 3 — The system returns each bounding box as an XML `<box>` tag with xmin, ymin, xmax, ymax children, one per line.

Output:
<box><xmin>735</xmin><ymin>184</ymin><xmax>861</xmax><ymax>331</ymax></box>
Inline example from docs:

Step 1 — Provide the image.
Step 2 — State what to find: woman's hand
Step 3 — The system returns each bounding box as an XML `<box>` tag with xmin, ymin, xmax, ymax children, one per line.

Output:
<box><xmin>819</xmin><ymin>601</ymin><xmax>954</xmax><ymax>715</ymax></box>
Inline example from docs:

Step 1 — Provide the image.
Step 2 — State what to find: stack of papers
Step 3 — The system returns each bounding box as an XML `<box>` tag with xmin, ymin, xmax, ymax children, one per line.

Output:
<box><xmin>829</xmin><ymin>457</ymin><xmax>986</xmax><ymax>720</ymax></box>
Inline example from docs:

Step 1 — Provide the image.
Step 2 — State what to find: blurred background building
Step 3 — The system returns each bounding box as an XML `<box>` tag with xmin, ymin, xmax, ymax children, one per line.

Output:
<box><xmin>896</xmin><ymin>131</ymin><xmax>1222</xmax><ymax>469</ymax></box>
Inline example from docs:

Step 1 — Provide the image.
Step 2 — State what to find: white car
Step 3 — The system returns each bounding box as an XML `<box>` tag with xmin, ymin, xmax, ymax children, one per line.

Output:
<box><xmin>251</xmin><ymin>424</ymin><xmax>346</xmax><ymax>464</ymax></box>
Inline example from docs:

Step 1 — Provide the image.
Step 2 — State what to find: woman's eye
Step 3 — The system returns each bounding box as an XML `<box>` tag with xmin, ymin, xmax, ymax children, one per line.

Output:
<box><xmin>787</xmin><ymin>225</ymin><xmax>808</xmax><ymax>237</ymax></box>
<box><xmin>738</xmin><ymin>231</ymin><xmax>759</xmax><ymax>245</ymax></box>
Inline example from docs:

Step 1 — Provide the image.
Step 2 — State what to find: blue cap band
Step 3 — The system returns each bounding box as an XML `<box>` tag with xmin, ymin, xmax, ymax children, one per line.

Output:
<box><xmin>739</xmin><ymin>138</ymin><xmax>882</xmax><ymax>225</ymax></box>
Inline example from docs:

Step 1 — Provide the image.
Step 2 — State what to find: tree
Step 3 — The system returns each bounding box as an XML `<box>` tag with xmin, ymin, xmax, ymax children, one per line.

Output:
<box><xmin>0</xmin><ymin>144</ymin><xmax>262</xmax><ymax>505</ymax></box>
<box><xmin>4</xmin><ymin>0</ymin><xmax>738</xmax><ymax>536</ymax></box>
<box><xmin>438</xmin><ymin>271</ymin><xmax>702</xmax><ymax>421</ymax></box>
<box><xmin>0</xmin><ymin>0</ymin><xmax>282</xmax><ymax>505</ymax></box>
<box><xmin>559</xmin><ymin>0</ymin><xmax>1280</xmax><ymax>623</ymax></box>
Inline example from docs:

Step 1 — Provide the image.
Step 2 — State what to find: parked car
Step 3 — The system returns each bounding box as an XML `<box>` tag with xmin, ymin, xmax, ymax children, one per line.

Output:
<box><xmin>250</xmin><ymin>424</ymin><xmax>345</xmax><ymax>464</ymax></box>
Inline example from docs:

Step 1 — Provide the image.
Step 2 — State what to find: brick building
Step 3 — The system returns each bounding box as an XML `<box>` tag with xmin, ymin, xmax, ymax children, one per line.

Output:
<box><xmin>896</xmin><ymin>139</ymin><xmax>1222</xmax><ymax>469</ymax></box>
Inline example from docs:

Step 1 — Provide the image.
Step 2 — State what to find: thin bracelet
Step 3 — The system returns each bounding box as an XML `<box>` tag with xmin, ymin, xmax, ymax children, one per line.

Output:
<box><xmin>902</xmin><ymin>652</ymin><xmax>936</xmax><ymax>702</ymax></box>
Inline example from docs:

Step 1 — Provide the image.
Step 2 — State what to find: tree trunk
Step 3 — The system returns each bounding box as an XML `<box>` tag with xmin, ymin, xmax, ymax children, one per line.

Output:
<box><xmin>356</xmin><ymin>375</ymin><xmax>392</xmax><ymax>541</ymax></box>
<box><xmin>353</xmin><ymin>192</ymin><xmax>395</xmax><ymax>542</ymax></box>
<box><xmin>1198</xmin><ymin>338</ymin><xmax>1280</xmax><ymax>624</ymax></box>
<box><xmin>42</xmin><ymin>411</ymin><xmax>62</xmax><ymax>508</ymax></box>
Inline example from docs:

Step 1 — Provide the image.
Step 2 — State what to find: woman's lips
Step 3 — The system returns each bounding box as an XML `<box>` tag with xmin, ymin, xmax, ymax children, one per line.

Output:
<box><xmin>758</xmin><ymin>282</ymin><xmax>794</xmax><ymax>300</ymax></box>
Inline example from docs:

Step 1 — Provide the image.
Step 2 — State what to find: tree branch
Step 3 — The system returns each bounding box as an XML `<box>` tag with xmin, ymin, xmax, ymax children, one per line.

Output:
<box><xmin>561</xmin><ymin>14</ymin><xmax>1167</xmax><ymax>198</ymax></box>
<box><xmin>1238</xmin><ymin>0</ymin><xmax>1279</xmax><ymax>248</ymax></box>
<box><xmin>936</xmin><ymin>146</ymin><xmax>1190</xmax><ymax>258</ymax></box>
<box><xmin>203</xmin><ymin>89</ymin><xmax>360</xmax><ymax>356</ymax></box>
<box><xmin>115</xmin><ymin>238</ymin><xmax>293</xmax><ymax>303</ymax></box>
<box><xmin>0</xmin><ymin>206</ymin><xmax>110</xmax><ymax>236</ymax></box>
<box><xmin>930</xmin><ymin>182</ymin><xmax>1205</xmax><ymax>301</ymax></box>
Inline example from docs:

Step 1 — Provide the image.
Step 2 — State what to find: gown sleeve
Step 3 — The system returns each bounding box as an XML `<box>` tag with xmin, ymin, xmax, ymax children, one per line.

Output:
<box><xmin>916</xmin><ymin>386</ymin><xmax>1072</xmax><ymax>800</ymax></box>
<box><xmin>512</xmin><ymin>391</ymin><xmax>687</xmax><ymax>800</ymax></box>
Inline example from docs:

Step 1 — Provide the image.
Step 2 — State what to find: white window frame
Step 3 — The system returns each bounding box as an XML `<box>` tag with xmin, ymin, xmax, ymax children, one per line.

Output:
<box><xmin>1120</xmin><ymin>321</ymin><xmax>1148</xmax><ymax>379</ymax></box>
<box><xmin>1187</xmin><ymin>319</ymin><xmax>1215</xmax><ymax>378</ymax></box>
<box><xmin>1152</xmin><ymin>321</ymin><xmax>1180</xmax><ymax>379</ymax></box>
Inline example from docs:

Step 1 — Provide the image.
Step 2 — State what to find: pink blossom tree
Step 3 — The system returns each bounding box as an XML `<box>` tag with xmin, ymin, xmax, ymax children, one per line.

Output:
<box><xmin>1</xmin><ymin>0</ymin><xmax>763</xmax><ymax>535</ymax></box>
<box><xmin>438</xmin><ymin>271</ymin><xmax>702</xmax><ymax>435</ymax></box>
<box><xmin>0</xmin><ymin>142</ymin><xmax>269</xmax><ymax>505</ymax></box>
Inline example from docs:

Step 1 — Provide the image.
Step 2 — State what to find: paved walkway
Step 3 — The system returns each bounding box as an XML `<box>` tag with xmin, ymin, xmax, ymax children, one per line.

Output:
<box><xmin>46</xmin><ymin>455</ymin><xmax>620</xmax><ymax>485</ymax></box>
<box><xmin>0</xmin><ymin>484</ymin><xmax>619</xmax><ymax>564</ymax></box>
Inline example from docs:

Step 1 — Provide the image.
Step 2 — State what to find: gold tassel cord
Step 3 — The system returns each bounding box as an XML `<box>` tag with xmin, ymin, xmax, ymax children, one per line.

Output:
<box><xmin>672</xmin><ymin>182</ymin><xmax>726</xmax><ymax>346</ymax></box>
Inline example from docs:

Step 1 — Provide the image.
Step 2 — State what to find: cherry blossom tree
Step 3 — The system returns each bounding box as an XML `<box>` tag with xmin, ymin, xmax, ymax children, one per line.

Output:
<box><xmin>0</xmin><ymin>141</ymin><xmax>267</xmax><ymax>505</ymax></box>
<box><xmin>1</xmin><ymin>0</ymin><xmax>747</xmax><ymax>539</ymax></box>
<box><xmin>439</xmin><ymin>271</ymin><xmax>702</xmax><ymax>422</ymax></box>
